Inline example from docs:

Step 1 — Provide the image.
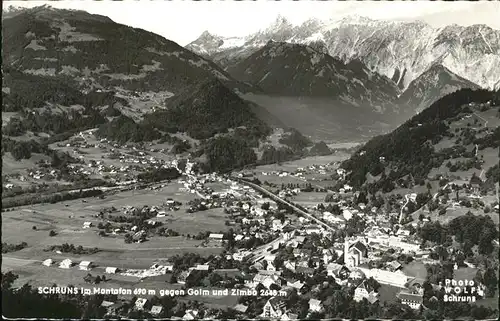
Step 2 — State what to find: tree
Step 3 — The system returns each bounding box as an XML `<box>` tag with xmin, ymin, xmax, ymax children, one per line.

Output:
<box><xmin>49</xmin><ymin>230</ymin><xmax>57</xmax><ymax>237</ymax></box>
<box><xmin>483</xmin><ymin>268</ymin><xmax>497</xmax><ymax>297</ymax></box>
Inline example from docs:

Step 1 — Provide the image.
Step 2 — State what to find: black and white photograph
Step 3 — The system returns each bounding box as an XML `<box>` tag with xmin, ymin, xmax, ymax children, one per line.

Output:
<box><xmin>1</xmin><ymin>0</ymin><xmax>499</xmax><ymax>319</ymax></box>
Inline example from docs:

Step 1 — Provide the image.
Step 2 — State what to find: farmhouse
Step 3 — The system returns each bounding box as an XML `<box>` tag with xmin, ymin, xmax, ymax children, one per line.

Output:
<box><xmin>83</xmin><ymin>222</ymin><xmax>93</xmax><ymax>229</ymax></box>
<box><xmin>135</xmin><ymin>298</ymin><xmax>148</xmax><ymax>310</ymax></box>
<box><xmin>209</xmin><ymin>233</ymin><xmax>224</xmax><ymax>241</ymax></box>
<box><xmin>101</xmin><ymin>300</ymin><xmax>115</xmax><ymax>308</ymax></box>
<box><xmin>183</xmin><ymin>309</ymin><xmax>199</xmax><ymax>320</ymax></box>
<box><xmin>59</xmin><ymin>259</ymin><xmax>73</xmax><ymax>269</ymax></box>
<box><xmin>42</xmin><ymin>259</ymin><xmax>54</xmax><ymax>267</ymax></box>
<box><xmin>353</xmin><ymin>280</ymin><xmax>379</xmax><ymax>304</ymax></box>
<box><xmin>105</xmin><ymin>267</ymin><xmax>119</xmax><ymax>274</ymax></box>
<box><xmin>308</xmin><ymin>298</ymin><xmax>323</xmax><ymax>312</ymax></box>
<box><xmin>195</xmin><ymin>264</ymin><xmax>209</xmax><ymax>271</ymax></box>
<box><xmin>232</xmin><ymin>304</ymin><xmax>248</xmax><ymax>314</ymax></box>
<box><xmin>79</xmin><ymin>261</ymin><xmax>93</xmax><ymax>271</ymax></box>
<box><xmin>150</xmin><ymin>305</ymin><xmax>163</xmax><ymax>316</ymax></box>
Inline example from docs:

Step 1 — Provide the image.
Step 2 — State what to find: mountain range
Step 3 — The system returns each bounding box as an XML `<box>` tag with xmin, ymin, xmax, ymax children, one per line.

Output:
<box><xmin>187</xmin><ymin>15</ymin><xmax>500</xmax><ymax>91</ymax></box>
<box><xmin>226</xmin><ymin>40</ymin><xmax>400</xmax><ymax>114</ymax></box>
<box><xmin>2</xmin><ymin>5</ymin><xmax>248</xmax><ymax>97</ymax></box>
<box><xmin>2</xmin><ymin>6</ymin><xmax>494</xmax><ymax>155</ymax></box>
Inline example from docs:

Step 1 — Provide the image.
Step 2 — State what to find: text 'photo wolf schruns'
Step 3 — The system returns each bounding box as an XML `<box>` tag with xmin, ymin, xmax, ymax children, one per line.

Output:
<box><xmin>1</xmin><ymin>1</ymin><xmax>499</xmax><ymax>320</ymax></box>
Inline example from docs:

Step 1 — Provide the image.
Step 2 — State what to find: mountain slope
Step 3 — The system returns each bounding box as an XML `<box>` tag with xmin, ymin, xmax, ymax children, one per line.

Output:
<box><xmin>187</xmin><ymin>16</ymin><xmax>500</xmax><ymax>90</ymax></box>
<box><xmin>142</xmin><ymin>79</ymin><xmax>271</xmax><ymax>140</ymax></box>
<box><xmin>1</xmin><ymin>5</ymin><xmax>247</xmax><ymax>96</ymax></box>
<box><xmin>227</xmin><ymin>41</ymin><xmax>400</xmax><ymax>113</ymax></box>
<box><xmin>340</xmin><ymin>88</ymin><xmax>500</xmax><ymax>192</ymax></box>
<box><xmin>398</xmin><ymin>64</ymin><xmax>481</xmax><ymax>115</ymax></box>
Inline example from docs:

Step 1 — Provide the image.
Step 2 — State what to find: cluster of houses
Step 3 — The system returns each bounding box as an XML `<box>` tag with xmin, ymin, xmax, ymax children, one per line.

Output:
<box><xmin>41</xmin><ymin>258</ymin><xmax>95</xmax><ymax>271</ymax></box>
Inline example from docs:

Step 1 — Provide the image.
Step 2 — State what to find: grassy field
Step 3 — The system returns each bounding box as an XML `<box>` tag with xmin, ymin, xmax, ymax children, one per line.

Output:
<box><xmin>2</xmin><ymin>152</ymin><xmax>51</xmax><ymax>176</ymax></box>
<box><xmin>254</xmin><ymin>154</ymin><xmax>349</xmax><ymax>173</ymax></box>
<box><xmin>291</xmin><ymin>192</ymin><xmax>328</xmax><ymax>207</ymax></box>
<box><xmin>403</xmin><ymin>260</ymin><xmax>428</xmax><ymax>279</ymax></box>
<box><xmin>1</xmin><ymin>179</ymin><xmax>229</xmax><ymax>290</ymax></box>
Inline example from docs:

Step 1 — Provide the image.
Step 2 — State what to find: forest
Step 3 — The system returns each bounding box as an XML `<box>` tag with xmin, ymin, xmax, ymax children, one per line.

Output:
<box><xmin>341</xmin><ymin>89</ymin><xmax>500</xmax><ymax>189</ymax></box>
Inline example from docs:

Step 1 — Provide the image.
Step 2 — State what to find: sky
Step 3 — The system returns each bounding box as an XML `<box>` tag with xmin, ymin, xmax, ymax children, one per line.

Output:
<box><xmin>4</xmin><ymin>1</ymin><xmax>500</xmax><ymax>46</ymax></box>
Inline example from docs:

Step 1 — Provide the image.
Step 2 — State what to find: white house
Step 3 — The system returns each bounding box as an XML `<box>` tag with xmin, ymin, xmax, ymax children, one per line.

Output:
<box><xmin>42</xmin><ymin>259</ymin><xmax>54</xmax><ymax>267</ymax></box>
<box><xmin>343</xmin><ymin>209</ymin><xmax>353</xmax><ymax>221</ymax></box>
<box><xmin>308</xmin><ymin>298</ymin><xmax>323</xmax><ymax>312</ymax></box>
<box><xmin>59</xmin><ymin>259</ymin><xmax>73</xmax><ymax>269</ymax></box>
<box><xmin>183</xmin><ymin>309</ymin><xmax>199</xmax><ymax>320</ymax></box>
<box><xmin>83</xmin><ymin>222</ymin><xmax>92</xmax><ymax>229</ymax></box>
<box><xmin>105</xmin><ymin>267</ymin><xmax>118</xmax><ymax>274</ymax></box>
<box><xmin>195</xmin><ymin>264</ymin><xmax>210</xmax><ymax>271</ymax></box>
<box><xmin>260</xmin><ymin>298</ymin><xmax>286</xmax><ymax>319</ymax></box>
<box><xmin>135</xmin><ymin>298</ymin><xmax>148</xmax><ymax>310</ymax></box>
<box><xmin>209</xmin><ymin>233</ymin><xmax>224</xmax><ymax>241</ymax></box>
<box><xmin>79</xmin><ymin>261</ymin><xmax>92</xmax><ymax>271</ymax></box>
<box><xmin>398</xmin><ymin>292</ymin><xmax>423</xmax><ymax>309</ymax></box>
<box><xmin>354</xmin><ymin>281</ymin><xmax>379</xmax><ymax>304</ymax></box>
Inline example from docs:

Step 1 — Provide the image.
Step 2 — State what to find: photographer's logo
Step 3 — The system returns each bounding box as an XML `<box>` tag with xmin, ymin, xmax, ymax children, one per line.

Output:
<box><xmin>441</xmin><ymin>279</ymin><xmax>485</xmax><ymax>303</ymax></box>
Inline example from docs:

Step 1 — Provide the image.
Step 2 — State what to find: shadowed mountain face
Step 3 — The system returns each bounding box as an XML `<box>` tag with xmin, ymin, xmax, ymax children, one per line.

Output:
<box><xmin>142</xmin><ymin>79</ymin><xmax>271</xmax><ymax>140</ymax></box>
<box><xmin>227</xmin><ymin>41</ymin><xmax>401</xmax><ymax>115</ymax></box>
<box><xmin>398</xmin><ymin>64</ymin><xmax>480</xmax><ymax>116</ymax></box>
<box><xmin>187</xmin><ymin>15</ymin><xmax>500</xmax><ymax>91</ymax></box>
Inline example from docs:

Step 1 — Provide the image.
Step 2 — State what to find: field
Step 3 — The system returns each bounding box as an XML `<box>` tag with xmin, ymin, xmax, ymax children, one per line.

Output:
<box><xmin>291</xmin><ymin>192</ymin><xmax>328</xmax><ymax>207</ymax></box>
<box><xmin>403</xmin><ymin>260</ymin><xmax>428</xmax><ymax>280</ymax></box>
<box><xmin>1</xmin><ymin>178</ymin><xmax>231</xmax><ymax>290</ymax></box>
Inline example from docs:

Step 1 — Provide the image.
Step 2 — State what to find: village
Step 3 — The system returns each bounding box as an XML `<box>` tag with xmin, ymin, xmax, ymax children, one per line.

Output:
<box><xmin>4</xmin><ymin>149</ymin><xmax>495</xmax><ymax>319</ymax></box>
<box><xmin>2</xmin><ymin>122</ymin><xmax>499</xmax><ymax>319</ymax></box>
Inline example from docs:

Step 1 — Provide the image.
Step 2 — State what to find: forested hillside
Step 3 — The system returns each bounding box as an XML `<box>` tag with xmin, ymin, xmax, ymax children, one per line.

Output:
<box><xmin>341</xmin><ymin>88</ymin><xmax>500</xmax><ymax>191</ymax></box>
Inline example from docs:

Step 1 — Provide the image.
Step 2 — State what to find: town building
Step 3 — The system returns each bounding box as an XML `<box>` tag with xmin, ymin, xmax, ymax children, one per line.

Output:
<box><xmin>398</xmin><ymin>292</ymin><xmax>424</xmax><ymax>309</ymax></box>
<box><xmin>260</xmin><ymin>298</ymin><xmax>286</xmax><ymax>319</ymax></box>
<box><xmin>79</xmin><ymin>261</ymin><xmax>93</xmax><ymax>271</ymax></box>
<box><xmin>105</xmin><ymin>267</ymin><xmax>118</xmax><ymax>274</ymax></box>
<box><xmin>134</xmin><ymin>298</ymin><xmax>148</xmax><ymax>310</ymax></box>
<box><xmin>344</xmin><ymin>239</ymin><xmax>368</xmax><ymax>268</ymax></box>
<box><xmin>308</xmin><ymin>298</ymin><xmax>323</xmax><ymax>312</ymax></box>
<box><xmin>150</xmin><ymin>305</ymin><xmax>163</xmax><ymax>316</ymax></box>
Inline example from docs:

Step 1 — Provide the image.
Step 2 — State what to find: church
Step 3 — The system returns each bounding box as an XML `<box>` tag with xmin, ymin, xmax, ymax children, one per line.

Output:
<box><xmin>343</xmin><ymin>237</ymin><xmax>368</xmax><ymax>268</ymax></box>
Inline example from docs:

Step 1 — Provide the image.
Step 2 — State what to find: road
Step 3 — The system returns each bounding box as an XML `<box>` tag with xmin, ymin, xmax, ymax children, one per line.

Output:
<box><xmin>399</xmin><ymin>194</ymin><xmax>410</xmax><ymax>224</ymax></box>
<box><xmin>234</xmin><ymin>177</ymin><xmax>336</xmax><ymax>233</ymax></box>
<box><xmin>473</xmin><ymin>112</ymin><xmax>488</xmax><ymax>128</ymax></box>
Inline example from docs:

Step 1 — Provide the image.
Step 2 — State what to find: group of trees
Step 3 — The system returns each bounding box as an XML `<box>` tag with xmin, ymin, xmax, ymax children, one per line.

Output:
<box><xmin>2</xmin><ymin>137</ymin><xmax>48</xmax><ymax>160</ymax></box>
<box><xmin>278</xmin><ymin>128</ymin><xmax>313</xmax><ymax>152</ymax></box>
<box><xmin>1</xmin><ymin>242</ymin><xmax>28</xmax><ymax>254</ymax></box>
<box><xmin>419</xmin><ymin>213</ymin><xmax>498</xmax><ymax>256</ymax></box>
<box><xmin>96</xmin><ymin>115</ymin><xmax>162</xmax><ymax>144</ymax></box>
<box><xmin>44</xmin><ymin>244</ymin><xmax>99</xmax><ymax>255</ymax></box>
<box><xmin>143</xmin><ymin>80</ymin><xmax>270</xmax><ymax>141</ymax></box>
<box><xmin>202</xmin><ymin>136</ymin><xmax>257</xmax><ymax>173</ymax></box>
<box><xmin>137</xmin><ymin>167</ymin><xmax>181</xmax><ymax>183</ymax></box>
<box><xmin>2</xmin><ymin>188</ymin><xmax>103</xmax><ymax>209</ymax></box>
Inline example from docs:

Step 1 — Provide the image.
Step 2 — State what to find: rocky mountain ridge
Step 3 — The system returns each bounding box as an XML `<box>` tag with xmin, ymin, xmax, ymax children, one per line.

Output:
<box><xmin>187</xmin><ymin>15</ymin><xmax>500</xmax><ymax>91</ymax></box>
